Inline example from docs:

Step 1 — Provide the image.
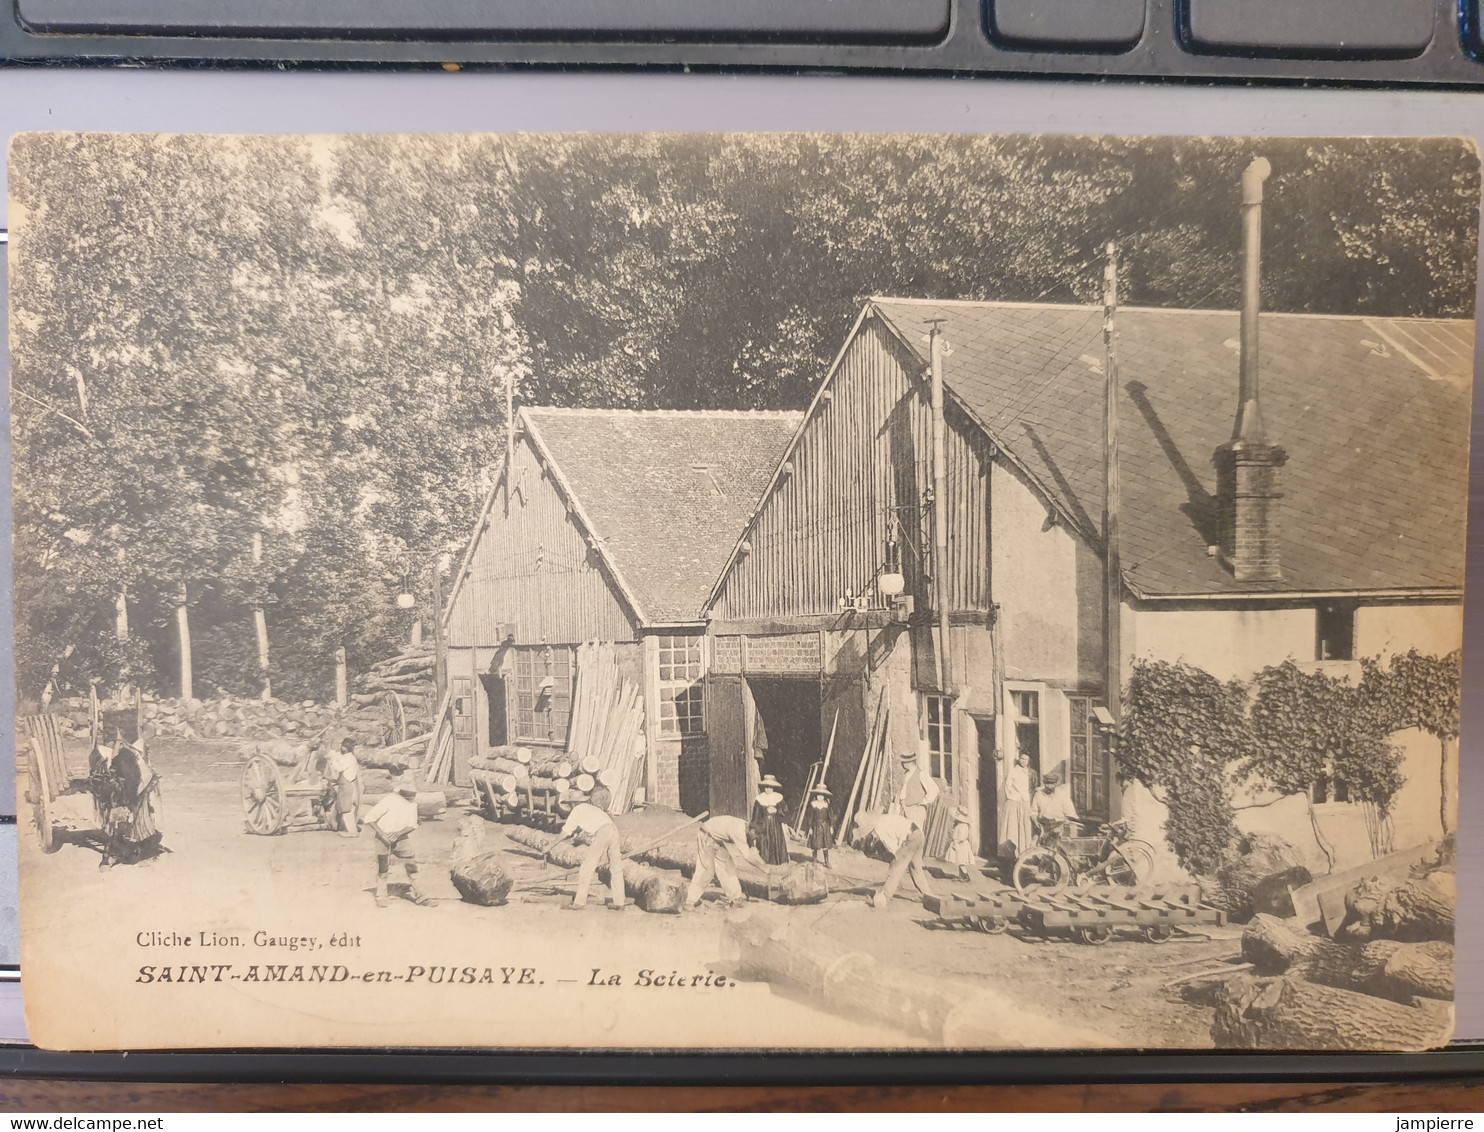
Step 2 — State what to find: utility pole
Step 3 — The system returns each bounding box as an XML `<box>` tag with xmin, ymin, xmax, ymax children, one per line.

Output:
<box><xmin>176</xmin><ymin>582</ymin><xmax>193</xmax><ymax>702</ymax></box>
<box><xmin>504</xmin><ymin>369</ymin><xmax>515</xmax><ymax>514</ymax></box>
<box><xmin>928</xmin><ymin>319</ymin><xmax>953</xmax><ymax>695</ymax></box>
<box><xmin>1103</xmin><ymin>242</ymin><xmax>1122</xmax><ymax>726</ymax></box>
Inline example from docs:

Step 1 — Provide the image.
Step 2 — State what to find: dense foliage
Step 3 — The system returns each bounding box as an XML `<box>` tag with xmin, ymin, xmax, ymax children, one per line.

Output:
<box><xmin>10</xmin><ymin>134</ymin><xmax>1478</xmax><ymax>700</ymax></box>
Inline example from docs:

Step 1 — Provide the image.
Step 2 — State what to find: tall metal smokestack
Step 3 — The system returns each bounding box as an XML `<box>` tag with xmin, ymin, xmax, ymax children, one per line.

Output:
<box><xmin>1216</xmin><ymin>156</ymin><xmax>1286</xmax><ymax>583</ymax></box>
<box><xmin>1234</xmin><ymin>156</ymin><xmax>1272</xmax><ymax>443</ymax></box>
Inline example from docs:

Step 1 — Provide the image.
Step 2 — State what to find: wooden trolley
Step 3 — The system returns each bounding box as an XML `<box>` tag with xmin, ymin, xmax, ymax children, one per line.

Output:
<box><xmin>922</xmin><ymin>891</ymin><xmax>1031</xmax><ymax>935</ymax></box>
<box><xmin>1017</xmin><ymin>885</ymin><xmax>1226</xmax><ymax>945</ymax></box>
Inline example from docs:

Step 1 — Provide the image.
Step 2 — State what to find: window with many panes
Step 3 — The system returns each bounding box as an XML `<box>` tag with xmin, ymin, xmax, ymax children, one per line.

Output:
<box><xmin>1068</xmin><ymin>695</ymin><xmax>1111</xmax><ymax>818</ymax></box>
<box><xmin>924</xmin><ymin>694</ymin><xmax>953</xmax><ymax>784</ymax></box>
<box><xmin>656</xmin><ymin>634</ymin><xmax>705</xmax><ymax>736</ymax></box>
<box><xmin>512</xmin><ymin>645</ymin><xmax>574</xmax><ymax>744</ymax></box>
<box><xmin>1010</xmin><ymin>690</ymin><xmax>1041</xmax><ymax>779</ymax></box>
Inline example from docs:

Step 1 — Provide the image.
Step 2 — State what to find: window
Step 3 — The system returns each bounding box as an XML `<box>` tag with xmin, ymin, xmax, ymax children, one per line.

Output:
<box><xmin>1068</xmin><ymin>696</ymin><xmax>1112</xmax><ymax>819</ymax></box>
<box><xmin>656</xmin><ymin>634</ymin><xmax>705</xmax><ymax>736</ymax></box>
<box><xmin>924</xmin><ymin>694</ymin><xmax>953</xmax><ymax>784</ymax></box>
<box><xmin>1316</xmin><ymin>603</ymin><xmax>1355</xmax><ymax>661</ymax></box>
<box><xmin>1010</xmin><ymin>690</ymin><xmax>1041</xmax><ymax>779</ymax></box>
<box><xmin>512</xmin><ymin>645</ymin><xmax>574</xmax><ymax>744</ymax></box>
<box><xmin>1312</xmin><ymin>774</ymin><xmax>1351</xmax><ymax>805</ymax></box>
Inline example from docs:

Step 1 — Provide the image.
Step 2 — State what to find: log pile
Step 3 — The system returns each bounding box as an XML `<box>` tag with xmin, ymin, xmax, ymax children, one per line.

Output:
<box><xmin>352</xmin><ymin>649</ymin><xmax>436</xmax><ymax>714</ymax></box>
<box><xmin>503</xmin><ymin>825</ymin><xmax>684</xmax><ymax>913</ymax></box>
<box><xmin>1209</xmin><ymin>846</ymin><xmax>1455</xmax><ymax>1050</ymax></box>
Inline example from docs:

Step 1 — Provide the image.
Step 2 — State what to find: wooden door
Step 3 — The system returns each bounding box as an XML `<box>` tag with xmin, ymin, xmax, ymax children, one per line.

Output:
<box><xmin>706</xmin><ymin>673</ymin><xmax>748</xmax><ymax>817</ymax></box>
<box><xmin>451</xmin><ymin>675</ymin><xmax>475</xmax><ymax>786</ymax></box>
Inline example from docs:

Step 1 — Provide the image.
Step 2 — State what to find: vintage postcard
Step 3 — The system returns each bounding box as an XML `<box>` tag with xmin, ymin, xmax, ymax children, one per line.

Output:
<box><xmin>9</xmin><ymin>132</ymin><xmax>1472</xmax><ymax>1051</ymax></box>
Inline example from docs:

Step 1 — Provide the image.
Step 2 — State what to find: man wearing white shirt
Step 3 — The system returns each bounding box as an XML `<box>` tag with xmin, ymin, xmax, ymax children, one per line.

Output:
<box><xmin>547</xmin><ymin>786</ymin><xmax>627</xmax><ymax>911</ymax></box>
<box><xmin>363</xmin><ymin>775</ymin><xmax>434</xmax><ymax>908</ymax></box>
<box><xmin>872</xmin><ymin>744</ymin><xmax>941</xmax><ymax>909</ymax></box>
<box><xmin>1029</xmin><ymin>771</ymin><xmax>1081</xmax><ymax>832</ymax></box>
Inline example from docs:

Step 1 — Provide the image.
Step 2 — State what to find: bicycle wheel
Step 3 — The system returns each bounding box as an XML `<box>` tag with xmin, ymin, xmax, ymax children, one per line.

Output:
<box><xmin>1115</xmin><ymin>839</ymin><xmax>1157</xmax><ymax>886</ymax></box>
<box><xmin>1013</xmin><ymin>848</ymin><xmax>1069</xmax><ymax>894</ymax></box>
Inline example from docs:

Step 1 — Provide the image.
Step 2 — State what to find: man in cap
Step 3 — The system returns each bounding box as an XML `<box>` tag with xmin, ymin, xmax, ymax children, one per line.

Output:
<box><xmin>1030</xmin><ymin>770</ymin><xmax>1081</xmax><ymax>838</ymax></box>
<box><xmin>325</xmin><ymin>736</ymin><xmax>362</xmax><ymax>838</ymax></box>
<box><xmin>545</xmin><ymin>784</ymin><xmax>627</xmax><ymax>911</ymax></box>
<box><xmin>363</xmin><ymin>773</ymin><xmax>435</xmax><ymax>907</ymax></box>
<box><xmin>872</xmin><ymin>744</ymin><xmax>940</xmax><ymax>909</ymax></box>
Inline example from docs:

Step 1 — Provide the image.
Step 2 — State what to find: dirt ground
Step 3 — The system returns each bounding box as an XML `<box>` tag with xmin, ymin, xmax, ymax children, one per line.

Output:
<box><xmin>19</xmin><ymin>738</ymin><xmax>1236</xmax><ymax>1050</ymax></box>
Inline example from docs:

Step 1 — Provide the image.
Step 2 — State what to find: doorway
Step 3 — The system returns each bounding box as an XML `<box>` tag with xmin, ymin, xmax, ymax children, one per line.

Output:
<box><xmin>479</xmin><ymin>673</ymin><xmax>508</xmax><ymax>747</ymax></box>
<box><xmin>746</xmin><ymin>676</ymin><xmax>823</xmax><ymax>816</ymax></box>
<box><xmin>972</xmin><ymin>714</ymin><xmax>998</xmax><ymax>857</ymax></box>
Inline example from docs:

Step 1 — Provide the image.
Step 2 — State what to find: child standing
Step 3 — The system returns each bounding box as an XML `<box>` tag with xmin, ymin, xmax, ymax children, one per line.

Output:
<box><xmin>947</xmin><ymin>804</ymin><xmax>977</xmax><ymax>883</ymax></box>
<box><xmin>803</xmin><ymin>783</ymin><xmax>834</xmax><ymax>867</ymax></box>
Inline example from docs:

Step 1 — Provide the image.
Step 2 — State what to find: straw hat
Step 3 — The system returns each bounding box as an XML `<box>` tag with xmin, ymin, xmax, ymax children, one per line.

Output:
<box><xmin>809</xmin><ymin>783</ymin><xmax>832</xmax><ymax>797</ymax></box>
<box><xmin>759</xmin><ymin>774</ymin><xmax>783</xmax><ymax>791</ymax></box>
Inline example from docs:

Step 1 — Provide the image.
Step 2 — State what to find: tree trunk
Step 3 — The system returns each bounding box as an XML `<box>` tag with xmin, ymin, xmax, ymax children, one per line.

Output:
<box><xmin>1307</xmin><ymin>795</ymin><xmax>1335</xmax><ymax>874</ymax></box>
<box><xmin>1439</xmin><ymin>735</ymin><xmax>1452</xmax><ymax>838</ymax></box>
<box><xmin>1340</xmin><ymin>871</ymin><xmax>1454</xmax><ymax>943</ymax></box>
<box><xmin>504</xmin><ymin>825</ymin><xmax>683</xmax><ymax>913</ymax></box>
<box><xmin>1212</xmin><ymin>975</ymin><xmax>1453</xmax><ymax>1050</ymax></box>
<box><xmin>252</xmin><ymin>532</ymin><xmax>271</xmax><ymax>700</ymax></box>
<box><xmin>432</xmin><ymin>561</ymin><xmax>447</xmax><ymax>707</ymax></box>
<box><xmin>335</xmin><ymin>647</ymin><xmax>348</xmax><ymax>708</ymax></box>
<box><xmin>176</xmin><ymin>585</ymin><xmax>193</xmax><ymax>701</ymax></box>
<box><xmin>1242</xmin><ymin>914</ymin><xmax>1453</xmax><ymax>1002</ymax></box>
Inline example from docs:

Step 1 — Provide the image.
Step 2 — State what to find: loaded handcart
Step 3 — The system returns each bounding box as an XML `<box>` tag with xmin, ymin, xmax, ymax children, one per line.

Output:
<box><xmin>240</xmin><ymin>743</ymin><xmax>343</xmax><ymax>835</ymax></box>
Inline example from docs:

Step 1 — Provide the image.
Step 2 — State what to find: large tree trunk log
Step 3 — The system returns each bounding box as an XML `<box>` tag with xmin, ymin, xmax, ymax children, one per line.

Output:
<box><xmin>723</xmin><ymin>909</ymin><xmax>1111</xmax><ymax>1048</ymax></box>
<box><xmin>1213</xmin><ymin>976</ymin><xmax>1454</xmax><ymax>1051</ymax></box>
<box><xmin>504</xmin><ymin>825</ymin><xmax>683</xmax><ymax>913</ymax></box>
<box><xmin>1242</xmin><ymin>914</ymin><xmax>1454</xmax><ymax>1003</ymax></box>
<box><xmin>1339</xmin><ymin>871</ymin><xmax>1455</xmax><ymax>943</ymax></box>
<box><xmin>1358</xmin><ymin>939</ymin><xmax>1454</xmax><ymax>1002</ymax></box>
<box><xmin>449</xmin><ymin>816</ymin><xmax>513</xmax><ymax>906</ymax></box>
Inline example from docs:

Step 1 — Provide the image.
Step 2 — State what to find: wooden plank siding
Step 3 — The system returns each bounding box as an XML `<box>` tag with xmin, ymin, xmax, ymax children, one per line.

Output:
<box><xmin>446</xmin><ymin>435</ymin><xmax>637</xmax><ymax>649</ymax></box>
<box><xmin>711</xmin><ymin>314</ymin><xmax>992</xmax><ymax>622</ymax></box>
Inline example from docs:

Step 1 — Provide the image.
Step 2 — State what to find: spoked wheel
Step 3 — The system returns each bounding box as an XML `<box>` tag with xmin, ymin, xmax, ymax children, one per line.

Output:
<box><xmin>27</xmin><ymin>746</ymin><xmax>56</xmax><ymax>854</ymax></box>
<box><xmin>241</xmin><ymin>754</ymin><xmax>286</xmax><ymax>835</ymax></box>
<box><xmin>1013</xmin><ymin>848</ymin><xmax>1070</xmax><ymax>894</ymax></box>
<box><xmin>1073</xmin><ymin>924</ymin><xmax>1113</xmax><ymax>946</ymax></box>
<box><xmin>378</xmin><ymin>691</ymin><xmax>407</xmax><ymax>748</ymax></box>
<box><xmin>1142</xmin><ymin>924</ymin><xmax>1174</xmax><ymax>944</ymax></box>
<box><xmin>1111</xmin><ymin>839</ymin><xmax>1157</xmax><ymax>887</ymax></box>
<box><xmin>972</xmin><ymin>915</ymin><xmax>1008</xmax><ymax>935</ymax></box>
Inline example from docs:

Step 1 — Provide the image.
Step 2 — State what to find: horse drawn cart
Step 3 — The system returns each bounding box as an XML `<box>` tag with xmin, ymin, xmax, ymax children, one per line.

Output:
<box><xmin>20</xmin><ymin>691</ymin><xmax>159</xmax><ymax>859</ymax></box>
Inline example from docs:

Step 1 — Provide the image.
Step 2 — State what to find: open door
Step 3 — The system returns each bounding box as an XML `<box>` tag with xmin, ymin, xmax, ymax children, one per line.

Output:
<box><xmin>705</xmin><ymin>672</ymin><xmax>748</xmax><ymax>817</ymax></box>
<box><xmin>972</xmin><ymin>714</ymin><xmax>998</xmax><ymax>857</ymax></box>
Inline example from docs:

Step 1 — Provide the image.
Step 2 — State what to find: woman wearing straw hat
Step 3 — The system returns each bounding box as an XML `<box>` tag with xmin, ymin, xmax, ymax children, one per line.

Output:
<box><xmin>802</xmin><ymin>783</ymin><xmax>834</xmax><ymax>868</ymax></box>
<box><xmin>749</xmin><ymin>774</ymin><xmax>789</xmax><ymax>866</ymax></box>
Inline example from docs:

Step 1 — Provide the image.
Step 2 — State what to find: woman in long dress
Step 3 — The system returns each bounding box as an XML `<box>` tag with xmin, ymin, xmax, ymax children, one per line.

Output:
<box><xmin>750</xmin><ymin>774</ymin><xmax>790</xmax><ymax>866</ymax></box>
<box><xmin>998</xmin><ymin>751</ymin><xmax>1034</xmax><ymax>862</ymax></box>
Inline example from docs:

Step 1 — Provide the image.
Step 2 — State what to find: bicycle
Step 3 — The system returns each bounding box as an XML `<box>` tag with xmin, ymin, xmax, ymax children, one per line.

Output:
<box><xmin>1011</xmin><ymin>817</ymin><xmax>1157</xmax><ymax>899</ymax></box>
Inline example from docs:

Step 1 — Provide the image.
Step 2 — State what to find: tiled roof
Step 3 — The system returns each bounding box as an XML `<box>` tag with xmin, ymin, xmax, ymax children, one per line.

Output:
<box><xmin>872</xmin><ymin>299</ymin><xmax>1474</xmax><ymax>598</ymax></box>
<box><xmin>522</xmin><ymin>407</ymin><xmax>804</xmax><ymax>624</ymax></box>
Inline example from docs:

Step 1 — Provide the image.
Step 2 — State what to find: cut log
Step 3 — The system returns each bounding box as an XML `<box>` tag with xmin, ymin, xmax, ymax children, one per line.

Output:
<box><xmin>449</xmin><ymin>816</ymin><xmax>514</xmax><ymax>907</ymax></box>
<box><xmin>1242</xmin><ymin>914</ymin><xmax>1358</xmax><ymax>984</ymax></box>
<box><xmin>1339</xmin><ymin>870</ymin><xmax>1455</xmax><ymax>943</ymax></box>
<box><xmin>1240</xmin><ymin>914</ymin><xmax>1453</xmax><ymax>1002</ymax></box>
<box><xmin>1357</xmin><ymin>939</ymin><xmax>1454</xmax><ymax>1002</ymax></box>
<box><xmin>1212</xmin><ymin>975</ymin><xmax>1454</xmax><ymax>1050</ymax></box>
<box><xmin>724</xmin><ymin>910</ymin><xmax>1110</xmax><ymax>1048</ymax></box>
<box><xmin>503</xmin><ymin>825</ymin><xmax>684</xmax><ymax>913</ymax></box>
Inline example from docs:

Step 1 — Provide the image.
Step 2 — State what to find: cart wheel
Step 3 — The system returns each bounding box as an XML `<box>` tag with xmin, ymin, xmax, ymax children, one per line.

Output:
<box><xmin>1013</xmin><ymin>848</ymin><xmax>1070</xmax><ymax>894</ymax></box>
<box><xmin>973</xmin><ymin>915</ymin><xmax>1008</xmax><ymax>935</ymax></box>
<box><xmin>27</xmin><ymin>746</ymin><xmax>56</xmax><ymax>854</ymax></box>
<box><xmin>1073</xmin><ymin>924</ymin><xmax>1113</xmax><ymax>946</ymax></box>
<box><xmin>379</xmin><ymin>692</ymin><xmax>407</xmax><ymax>748</ymax></box>
<box><xmin>241</xmin><ymin>754</ymin><xmax>286</xmax><ymax>835</ymax></box>
<box><xmin>1142</xmin><ymin>924</ymin><xmax>1173</xmax><ymax>944</ymax></box>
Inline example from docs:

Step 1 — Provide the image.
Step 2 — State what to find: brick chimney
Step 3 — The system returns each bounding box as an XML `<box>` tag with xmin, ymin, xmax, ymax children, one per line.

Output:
<box><xmin>1215</xmin><ymin>157</ymin><xmax>1287</xmax><ymax>583</ymax></box>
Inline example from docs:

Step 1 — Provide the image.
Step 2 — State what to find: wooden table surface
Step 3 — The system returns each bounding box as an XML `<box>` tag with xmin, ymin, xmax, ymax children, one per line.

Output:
<box><xmin>2</xmin><ymin>1080</ymin><xmax>1484</xmax><ymax>1111</ymax></box>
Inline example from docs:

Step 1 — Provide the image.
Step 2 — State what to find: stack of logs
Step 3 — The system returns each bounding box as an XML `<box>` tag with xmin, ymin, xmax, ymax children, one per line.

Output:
<box><xmin>352</xmin><ymin>649</ymin><xmax>435</xmax><ymax>710</ymax></box>
<box><xmin>466</xmin><ymin>744</ymin><xmax>626</xmax><ymax>824</ymax></box>
<box><xmin>1208</xmin><ymin>845</ymin><xmax>1456</xmax><ymax>1050</ymax></box>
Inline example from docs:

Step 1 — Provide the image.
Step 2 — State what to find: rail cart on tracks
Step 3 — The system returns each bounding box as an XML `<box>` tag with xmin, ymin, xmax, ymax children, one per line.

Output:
<box><xmin>922</xmin><ymin>891</ymin><xmax>1032</xmax><ymax>935</ymax></box>
<box><xmin>1018</xmin><ymin>885</ymin><xmax>1226</xmax><ymax>945</ymax></box>
<box><xmin>240</xmin><ymin>743</ymin><xmax>342</xmax><ymax>836</ymax></box>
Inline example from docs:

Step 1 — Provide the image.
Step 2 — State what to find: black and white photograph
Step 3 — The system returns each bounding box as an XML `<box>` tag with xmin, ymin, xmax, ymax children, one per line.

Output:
<box><xmin>8</xmin><ymin>131</ymin><xmax>1474</xmax><ymax>1051</ymax></box>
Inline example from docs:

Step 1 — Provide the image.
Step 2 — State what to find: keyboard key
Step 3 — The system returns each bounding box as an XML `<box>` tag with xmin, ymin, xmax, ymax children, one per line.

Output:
<box><xmin>988</xmin><ymin>0</ymin><xmax>1145</xmax><ymax>50</ymax></box>
<box><xmin>16</xmin><ymin>0</ymin><xmax>951</xmax><ymax>40</ymax></box>
<box><xmin>1185</xmin><ymin>0</ymin><xmax>1435</xmax><ymax>56</ymax></box>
